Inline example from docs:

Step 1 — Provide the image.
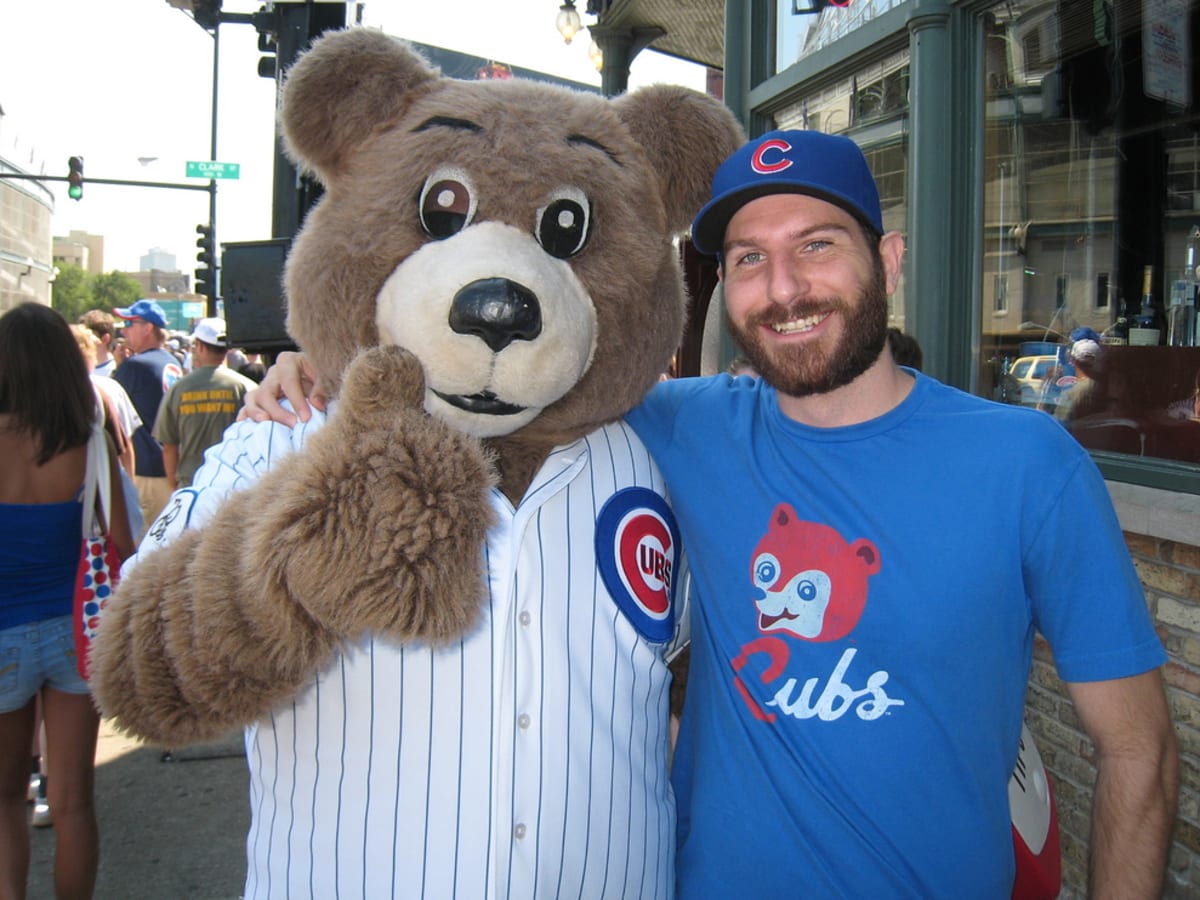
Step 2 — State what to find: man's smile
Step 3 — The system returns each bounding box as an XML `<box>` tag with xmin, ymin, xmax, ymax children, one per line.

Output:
<box><xmin>769</xmin><ymin>311</ymin><xmax>831</xmax><ymax>335</ymax></box>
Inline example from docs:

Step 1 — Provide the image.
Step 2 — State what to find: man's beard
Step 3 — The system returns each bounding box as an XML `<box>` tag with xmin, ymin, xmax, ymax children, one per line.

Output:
<box><xmin>725</xmin><ymin>259</ymin><xmax>889</xmax><ymax>398</ymax></box>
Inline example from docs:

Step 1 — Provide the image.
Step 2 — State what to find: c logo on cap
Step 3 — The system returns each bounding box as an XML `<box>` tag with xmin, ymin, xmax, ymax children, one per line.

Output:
<box><xmin>751</xmin><ymin>139</ymin><xmax>793</xmax><ymax>175</ymax></box>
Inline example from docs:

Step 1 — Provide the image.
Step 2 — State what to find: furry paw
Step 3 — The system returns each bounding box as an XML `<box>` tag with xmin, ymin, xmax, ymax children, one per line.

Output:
<box><xmin>252</xmin><ymin>417</ymin><xmax>497</xmax><ymax>646</ymax></box>
<box><xmin>337</xmin><ymin>345</ymin><xmax>426</xmax><ymax>431</ymax></box>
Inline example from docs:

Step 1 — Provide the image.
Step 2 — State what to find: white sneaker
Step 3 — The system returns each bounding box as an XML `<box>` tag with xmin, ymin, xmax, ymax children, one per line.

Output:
<box><xmin>31</xmin><ymin>797</ymin><xmax>51</xmax><ymax>828</ymax></box>
<box><xmin>27</xmin><ymin>774</ymin><xmax>41</xmax><ymax>803</ymax></box>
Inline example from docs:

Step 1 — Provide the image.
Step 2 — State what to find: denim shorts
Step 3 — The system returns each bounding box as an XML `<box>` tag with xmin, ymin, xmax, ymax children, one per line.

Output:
<box><xmin>0</xmin><ymin>614</ymin><xmax>90</xmax><ymax>713</ymax></box>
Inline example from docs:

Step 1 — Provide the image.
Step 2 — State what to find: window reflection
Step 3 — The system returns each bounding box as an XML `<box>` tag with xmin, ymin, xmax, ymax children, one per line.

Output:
<box><xmin>981</xmin><ymin>0</ymin><xmax>1200</xmax><ymax>464</ymax></box>
<box><xmin>776</xmin><ymin>55</ymin><xmax>911</xmax><ymax>331</ymax></box>
<box><xmin>776</xmin><ymin>0</ymin><xmax>908</xmax><ymax>70</ymax></box>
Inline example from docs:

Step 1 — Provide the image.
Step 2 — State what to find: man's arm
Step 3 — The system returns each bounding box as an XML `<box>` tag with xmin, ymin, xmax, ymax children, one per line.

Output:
<box><xmin>1067</xmin><ymin>670</ymin><xmax>1178</xmax><ymax>899</ymax></box>
<box><xmin>161</xmin><ymin>443</ymin><xmax>179</xmax><ymax>490</ymax></box>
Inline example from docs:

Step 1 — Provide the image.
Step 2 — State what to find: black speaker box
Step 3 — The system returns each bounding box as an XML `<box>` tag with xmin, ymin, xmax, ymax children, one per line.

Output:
<box><xmin>220</xmin><ymin>238</ymin><xmax>296</xmax><ymax>354</ymax></box>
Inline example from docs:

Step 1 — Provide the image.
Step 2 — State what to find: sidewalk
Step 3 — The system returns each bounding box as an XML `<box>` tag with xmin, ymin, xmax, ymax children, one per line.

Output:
<box><xmin>27</xmin><ymin>717</ymin><xmax>249</xmax><ymax>899</ymax></box>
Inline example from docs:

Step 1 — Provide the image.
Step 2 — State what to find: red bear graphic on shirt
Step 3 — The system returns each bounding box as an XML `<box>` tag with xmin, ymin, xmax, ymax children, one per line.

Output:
<box><xmin>750</xmin><ymin>503</ymin><xmax>881</xmax><ymax>642</ymax></box>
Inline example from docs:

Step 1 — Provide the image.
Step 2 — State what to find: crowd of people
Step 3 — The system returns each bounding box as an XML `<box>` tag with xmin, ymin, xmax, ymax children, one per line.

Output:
<box><xmin>0</xmin><ymin>300</ymin><xmax>263</xmax><ymax>896</ymax></box>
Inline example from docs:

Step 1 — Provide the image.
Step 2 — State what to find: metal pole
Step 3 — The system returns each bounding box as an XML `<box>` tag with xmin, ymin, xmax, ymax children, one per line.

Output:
<box><xmin>906</xmin><ymin>0</ymin><xmax>953</xmax><ymax>381</ymax></box>
<box><xmin>208</xmin><ymin>23</ymin><xmax>220</xmax><ymax>315</ymax></box>
<box><xmin>0</xmin><ymin>173</ymin><xmax>211</xmax><ymax>191</ymax></box>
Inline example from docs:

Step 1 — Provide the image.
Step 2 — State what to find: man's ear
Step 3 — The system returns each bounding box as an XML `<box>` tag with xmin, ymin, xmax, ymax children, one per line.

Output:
<box><xmin>879</xmin><ymin>231</ymin><xmax>905</xmax><ymax>294</ymax></box>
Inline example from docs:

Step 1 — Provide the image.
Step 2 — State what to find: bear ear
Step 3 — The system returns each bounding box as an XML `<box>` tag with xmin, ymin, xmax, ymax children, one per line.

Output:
<box><xmin>611</xmin><ymin>86</ymin><xmax>745</xmax><ymax>235</ymax></box>
<box><xmin>280</xmin><ymin>28</ymin><xmax>439</xmax><ymax>184</ymax></box>
<box><xmin>851</xmin><ymin>538</ymin><xmax>883</xmax><ymax>576</ymax></box>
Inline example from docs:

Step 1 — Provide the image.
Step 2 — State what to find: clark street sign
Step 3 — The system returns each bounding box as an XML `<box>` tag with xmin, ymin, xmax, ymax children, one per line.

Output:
<box><xmin>186</xmin><ymin>160</ymin><xmax>240</xmax><ymax>180</ymax></box>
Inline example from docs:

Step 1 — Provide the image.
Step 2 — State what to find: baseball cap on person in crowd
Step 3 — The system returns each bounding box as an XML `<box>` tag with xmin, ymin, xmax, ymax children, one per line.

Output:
<box><xmin>691</xmin><ymin>130</ymin><xmax>885</xmax><ymax>256</ymax></box>
<box><xmin>113</xmin><ymin>299</ymin><xmax>168</xmax><ymax>329</ymax></box>
<box><xmin>191</xmin><ymin>317</ymin><xmax>228</xmax><ymax>348</ymax></box>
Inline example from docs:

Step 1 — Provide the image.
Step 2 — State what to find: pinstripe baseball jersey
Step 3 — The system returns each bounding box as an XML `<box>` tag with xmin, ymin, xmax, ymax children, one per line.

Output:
<box><xmin>130</xmin><ymin>408</ymin><xmax>686</xmax><ymax>899</ymax></box>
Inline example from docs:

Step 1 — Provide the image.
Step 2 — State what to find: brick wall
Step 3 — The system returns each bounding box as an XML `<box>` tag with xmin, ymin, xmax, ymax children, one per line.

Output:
<box><xmin>1025</xmin><ymin>481</ymin><xmax>1200</xmax><ymax>898</ymax></box>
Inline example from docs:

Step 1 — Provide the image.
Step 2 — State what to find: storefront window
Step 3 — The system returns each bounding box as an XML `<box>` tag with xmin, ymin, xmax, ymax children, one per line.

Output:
<box><xmin>777</xmin><ymin>0</ymin><xmax>908</xmax><ymax>71</ymax></box>
<box><xmin>775</xmin><ymin>52</ymin><xmax>912</xmax><ymax>330</ymax></box>
<box><xmin>980</xmin><ymin>0</ymin><xmax>1200</xmax><ymax>464</ymax></box>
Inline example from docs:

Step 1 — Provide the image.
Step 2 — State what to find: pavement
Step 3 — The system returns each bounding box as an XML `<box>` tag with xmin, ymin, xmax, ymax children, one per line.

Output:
<box><xmin>26</xmin><ymin>718</ymin><xmax>250</xmax><ymax>900</ymax></box>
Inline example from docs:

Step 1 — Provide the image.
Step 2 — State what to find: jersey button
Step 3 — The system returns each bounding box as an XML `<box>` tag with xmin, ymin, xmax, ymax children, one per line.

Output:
<box><xmin>518</xmin><ymin>713</ymin><xmax>531</xmax><ymax>730</ymax></box>
<box><xmin>514</xmin><ymin>823</ymin><xmax>527</xmax><ymax>840</ymax></box>
<box><xmin>519</xmin><ymin>611</ymin><xmax>532</xmax><ymax>626</ymax></box>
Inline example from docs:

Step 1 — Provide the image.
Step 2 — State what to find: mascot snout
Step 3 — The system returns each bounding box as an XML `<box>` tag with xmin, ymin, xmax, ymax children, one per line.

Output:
<box><xmin>449</xmin><ymin>277</ymin><xmax>543</xmax><ymax>352</ymax></box>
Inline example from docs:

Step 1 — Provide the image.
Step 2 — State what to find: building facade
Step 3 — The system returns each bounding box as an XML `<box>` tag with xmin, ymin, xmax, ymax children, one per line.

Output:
<box><xmin>139</xmin><ymin>247</ymin><xmax>177</xmax><ymax>273</ymax></box>
<box><xmin>52</xmin><ymin>229</ymin><xmax>105</xmax><ymax>276</ymax></box>
<box><xmin>0</xmin><ymin>154</ymin><xmax>54</xmax><ymax>311</ymax></box>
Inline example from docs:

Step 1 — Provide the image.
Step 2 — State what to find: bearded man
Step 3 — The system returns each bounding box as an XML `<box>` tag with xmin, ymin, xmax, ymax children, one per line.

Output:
<box><xmin>624</xmin><ymin>130</ymin><xmax>1175</xmax><ymax>900</ymax></box>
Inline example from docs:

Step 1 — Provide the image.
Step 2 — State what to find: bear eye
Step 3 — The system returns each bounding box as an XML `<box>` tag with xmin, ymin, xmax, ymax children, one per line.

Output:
<box><xmin>419</xmin><ymin>169</ymin><xmax>476</xmax><ymax>239</ymax></box>
<box><xmin>752</xmin><ymin>553</ymin><xmax>780</xmax><ymax>590</ymax></box>
<box><xmin>536</xmin><ymin>187</ymin><xmax>591</xmax><ymax>259</ymax></box>
<box><xmin>792</xmin><ymin>570</ymin><xmax>831</xmax><ymax>605</ymax></box>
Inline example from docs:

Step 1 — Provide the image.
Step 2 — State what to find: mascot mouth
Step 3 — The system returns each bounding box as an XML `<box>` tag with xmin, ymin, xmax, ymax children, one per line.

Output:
<box><xmin>434</xmin><ymin>389</ymin><xmax>526</xmax><ymax>417</ymax></box>
<box><xmin>759</xmin><ymin>610</ymin><xmax>799</xmax><ymax>630</ymax></box>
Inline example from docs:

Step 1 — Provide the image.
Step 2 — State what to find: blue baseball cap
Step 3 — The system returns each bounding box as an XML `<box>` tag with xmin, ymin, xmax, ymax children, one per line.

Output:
<box><xmin>691</xmin><ymin>130</ymin><xmax>884</xmax><ymax>256</ymax></box>
<box><xmin>113</xmin><ymin>299</ymin><xmax>168</xmax><ymax>329</ymax></box>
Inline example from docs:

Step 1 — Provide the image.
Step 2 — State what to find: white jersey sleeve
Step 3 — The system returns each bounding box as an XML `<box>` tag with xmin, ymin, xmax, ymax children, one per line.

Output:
<box><xmin>123</xmin><ymin>404</ymin><xmax>329</xmax><ymax>578</ymax></box>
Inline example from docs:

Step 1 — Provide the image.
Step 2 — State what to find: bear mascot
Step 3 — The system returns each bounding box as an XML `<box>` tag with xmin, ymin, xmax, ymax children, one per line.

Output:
<box><xmin>89</xmin><ymin>26</ymin><xmax>743</xmax><ymax>900</ymax></box>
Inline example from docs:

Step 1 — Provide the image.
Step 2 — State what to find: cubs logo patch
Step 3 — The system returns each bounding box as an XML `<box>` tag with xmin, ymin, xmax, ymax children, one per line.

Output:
<box><xmin>596</xmin><ymin>487</ymin><xmax>679</xmax><ymax>643</ymax></box>
<box><xmin>751</xmin><ymin>138</ymin><xmax>793</xmax><ymax>175</ymax></box>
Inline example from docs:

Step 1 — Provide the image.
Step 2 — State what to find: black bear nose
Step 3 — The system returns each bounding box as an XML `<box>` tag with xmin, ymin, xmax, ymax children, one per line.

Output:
<box><xmin>449</xmin><ymin>278</ymin><xmax>542</xmax><ymax>353</ymax></box>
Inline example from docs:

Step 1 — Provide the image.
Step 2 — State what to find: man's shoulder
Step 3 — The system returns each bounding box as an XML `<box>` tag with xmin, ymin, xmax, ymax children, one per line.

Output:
<box><xmin>920</xmin><ymin>374</ymin><xmax>1066</xmax><ymax>429</ymax></box>
<box><xmin>639</xmin><ymin>374</ymin><xmax>737</xmax><ymax>411</ymax></box>
<box><xmin>212</xmin><ymin>366</ymin><xmax>260</xmax><ymax>391</ymax></box>
<box><xmin>626</xmin><ymin>375</ymin><xmax>744</xmax><ymax>448</ymax></box>
<box><xmin>121</xmin><ymin>348</ymin><xmax>174</xmax><ymax>374</ymax></box>
<box><xmin>635</xmin><ymin>374</ymin><xmax>749</xmax><ymax>418</ymax></box>
<box><xmin>113</xmin><ymin>354</ymin><xmax>146</xmax><ymax>377</ymax></box>
<box><xmin>915</xmin><ymin>375</ymin><xmax>1086</xmax><ymax>461</ymax></box>
<box><xmin>170</xmin><ymin>367</ymin><xmax>213</xmax><ymax>390</ymax></box>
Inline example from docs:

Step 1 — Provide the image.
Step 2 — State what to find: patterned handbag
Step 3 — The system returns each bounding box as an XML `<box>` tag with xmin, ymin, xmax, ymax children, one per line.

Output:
<box><xmin>74</xmin><ymin>422</ymin><xmax>121</xmax><ymax>680</ymax></box>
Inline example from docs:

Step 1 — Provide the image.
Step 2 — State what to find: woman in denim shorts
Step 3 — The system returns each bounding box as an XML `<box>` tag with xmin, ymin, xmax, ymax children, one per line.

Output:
<box><xmin>0</xmin><ymin>304</ymin><xmax>134</xmax><ymax>898</ymax></box>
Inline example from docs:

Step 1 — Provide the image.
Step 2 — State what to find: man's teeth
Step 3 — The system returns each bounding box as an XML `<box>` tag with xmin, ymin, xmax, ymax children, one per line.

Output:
<box><xmin>772</xmin><ymin>312</ymin><xmax>827</xmax><ymax>334</ymax></box>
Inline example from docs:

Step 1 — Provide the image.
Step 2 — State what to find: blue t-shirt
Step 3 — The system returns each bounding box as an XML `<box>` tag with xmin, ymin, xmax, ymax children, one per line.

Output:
<box><xmin>626</xmin><ymin>371</ymin><xmax>1165</xmax><ymax>899</ymax></box>
<box><xmin>112</xmin><ymin>348</ymin><xmax>182</xmax><ymax>478</ymax></box>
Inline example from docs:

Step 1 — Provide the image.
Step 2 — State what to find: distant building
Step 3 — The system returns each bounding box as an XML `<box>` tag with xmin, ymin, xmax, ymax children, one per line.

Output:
<box><xmin>0</xmin><ymin>153</ymin><xmax>54</xmax><ymax>311</ymax></box>
<box><xmin>140</xmin><ymin>247</ymin><xmax>176</xmax><ymax>272</ymax></box>
<box><xmin>127</xmin><ymin>268</ymin><xmax>191</xmax><ymax>296</ymax></box>
<box><xmin>52</xmin><ymin>229</ymin><xmax>105</xmax><ymax>275</ymax></box>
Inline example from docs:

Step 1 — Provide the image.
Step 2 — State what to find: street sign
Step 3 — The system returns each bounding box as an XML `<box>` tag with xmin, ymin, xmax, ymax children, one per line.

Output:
<box><xmin>186</xmin><ymin>160</ymin><xmax>241</xmax><ymax>180</ymax></box>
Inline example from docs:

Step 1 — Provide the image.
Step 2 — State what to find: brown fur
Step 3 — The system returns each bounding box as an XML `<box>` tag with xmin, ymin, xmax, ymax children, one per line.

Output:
<box><xmin>89</xmin><ymin>347</ymin><xmax>496</xmax><ymax>744</ymax></box>
<box><xmin>89</xmin><ymin>28</ymin><xmax>743</xmax><ymax>745</ymax></box>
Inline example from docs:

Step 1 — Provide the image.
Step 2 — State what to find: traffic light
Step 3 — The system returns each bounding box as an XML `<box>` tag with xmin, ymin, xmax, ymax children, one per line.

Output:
<box><xmin>67</xmin><ymin>156</ymin><xmax>84</xmax><ymax>201</ymax></box>
<box><xmin>195</xmin><ymin>223</ymin><xmax>217</xmax><ymax>299</ymax></box>
<box><xmin>190</xmin><ymin>0</ymin><xmax>222</xmax><ymax>30</ymax></box>
<box><xmin>256</xmin><ymin>28</ymin><xmax>278</xmax><ymax>80</ymax></box>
